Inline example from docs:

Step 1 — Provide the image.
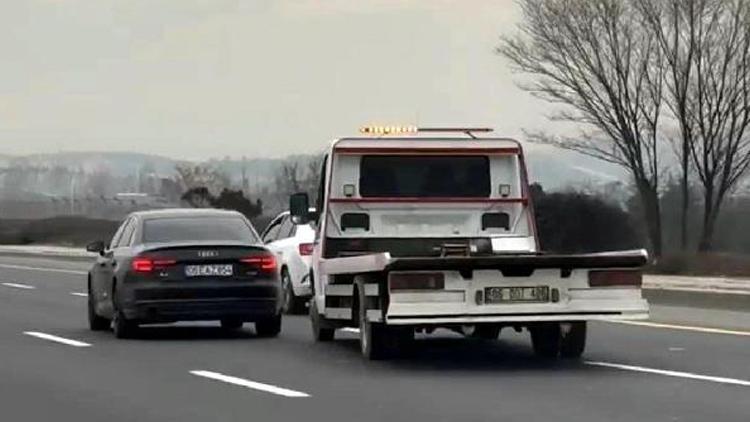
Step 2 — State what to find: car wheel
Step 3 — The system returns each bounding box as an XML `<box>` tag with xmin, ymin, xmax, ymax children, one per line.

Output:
<box><xmin>530</xmin><ymin>322</ymin><xmax>561</xmax><ymax>358</ymax></box>
<box><xmin>220</xmin><ymin>319</ymin><xmax>243</xmax><ymax>330</ymax></box>
<box><xmin>560</xmin><ymin>322</ymin><xmax>587</xmax><ymax>359</ymax></box>
<box><xmin>112</xmin><ymin>310</ymin><xmax>137</xmax><ymax>339</ymax></box>
<box><xmin>310</xmin><ymin>299</ymin><xmax>334</xmax><ymax>342</ymax></box>
<box><xmin>255</xmin><ymin>315</ymin><xmax>282</xmax><ymax>337</ymax></box>
<box><xmin>87</xmin><ymin>285</ymin><xmax>110</xmax><ymax>331</ymax></box>
<box><xmin>281</xmin><ymin>270</ymin><xmax>302</xmax><ymax>314</ymax></box>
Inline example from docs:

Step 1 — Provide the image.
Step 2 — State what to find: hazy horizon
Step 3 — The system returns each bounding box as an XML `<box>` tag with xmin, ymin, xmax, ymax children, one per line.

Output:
<box><xmin>0</xmin><ymin>0</ymin><xmax>561</xmax><ymax>160</ymax></box>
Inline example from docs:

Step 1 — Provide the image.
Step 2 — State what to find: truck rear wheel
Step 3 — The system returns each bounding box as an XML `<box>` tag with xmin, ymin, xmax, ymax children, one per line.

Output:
<box><xmin>310</xmin><ymin>299</ymin><xmax>335</xmax><ymax>342</ymax></box>
<box><xmin>530</xmin><ymin>322</ymin><xmax>561</xmax><ymax>358</ymax></box>
<box><xmin>560</xmin><ymin>322</ymin><xmax>587</xmax><ymax>359</ymax></box>
<box><xmin>473</xmin><ymin>325</ymin><xmax>501</xmax><ymax>340</ymax></box>
<box><xmin>356</xmin><ymin>282</ymin><xmax>394</xmax><ymax>360</ymax></box>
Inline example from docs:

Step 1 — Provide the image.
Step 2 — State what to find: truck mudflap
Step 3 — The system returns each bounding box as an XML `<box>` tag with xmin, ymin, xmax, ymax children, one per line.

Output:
<box><xmin>384</xmin><ymin>249</ymin><xmax>648</xmax><ymax>272</ymax></box>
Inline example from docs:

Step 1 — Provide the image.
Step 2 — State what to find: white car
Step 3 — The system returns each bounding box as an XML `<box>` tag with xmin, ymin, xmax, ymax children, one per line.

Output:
<box><xmin>261</xmin><ymin>210</ymin><xmax>316</xmax><ymax>314</ymax></box>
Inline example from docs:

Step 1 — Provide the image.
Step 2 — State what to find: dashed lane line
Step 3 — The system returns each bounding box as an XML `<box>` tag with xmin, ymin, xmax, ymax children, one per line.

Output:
<box><xmin>23</xmin><ymin>331</ymin><xmax>91</xmax><ymax>348</ymax></box>
<box><xmin>190</xmin><ymin>370</ymin><xmax>310</xmax><ymax>398</ymax></box>
<box><xmin>605</xmin><ymin>320</ymin><xmax>750</xmax><ymax>337</ymax></box>
<box><xmin>0</xmin><ymin>263</ymin><xmax>87</xmax><ymax>275</ymax></box>
<box><xmin>2</xmin><ymin>282</ymin><xmax>36</xmax><ymax>290</ymax></box>
<box><xmin>586</xmin><ymin>361</ymin><xmax>750</xmax><ymax>387</ymax></box>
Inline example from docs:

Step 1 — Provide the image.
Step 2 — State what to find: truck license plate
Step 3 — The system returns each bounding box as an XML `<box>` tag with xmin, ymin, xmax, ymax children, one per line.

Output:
<box><xmin>185</xmin><ymin>264</ymin><xmax>234</xmax><ymax>277</ymax></box>
<box><xmin>484</xmin><ymin>286</ymin><xmax>549</xmax><ymax>304</ymax></box>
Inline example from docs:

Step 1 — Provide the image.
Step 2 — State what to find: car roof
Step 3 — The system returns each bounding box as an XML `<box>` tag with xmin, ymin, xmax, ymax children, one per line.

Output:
<box><xmin>130</xmin><ymin>208</ymin><xmax>245</xmax><ymax>220</ymax></box>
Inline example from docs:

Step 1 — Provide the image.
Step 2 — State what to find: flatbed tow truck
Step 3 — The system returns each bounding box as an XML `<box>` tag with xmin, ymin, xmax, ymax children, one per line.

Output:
<box><xmin>289</xmin><ymin>126</ymin><xmax>649</xmax><ymax>360</ymax></box>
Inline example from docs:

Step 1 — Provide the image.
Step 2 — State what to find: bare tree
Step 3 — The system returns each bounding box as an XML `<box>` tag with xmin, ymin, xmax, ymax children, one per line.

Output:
<box><xmin>499</xmin><ymin>0</ymin><xmax>666</xmax><ymax>256</ymax></box>
<box><xmin>688</xmin><ymin>0</ymin><xmax>750</xmax><ymax>250</ymax></box>
<box><xmin>173</xmin><ymin>164</ymin><xmax>230</xmax><ymax>195</ymax></box>
<box><xmin>637</xmin><ymin>0</ymin><xmax>700</xmax><ymax>251</ymax></box>
<box><xmin>643</xmin><ymin>0</ymin><xmax>750</xmax><ymax>250</ymax></box>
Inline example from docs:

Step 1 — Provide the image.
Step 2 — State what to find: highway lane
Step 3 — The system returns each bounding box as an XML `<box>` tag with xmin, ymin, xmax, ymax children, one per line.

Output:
<box><xmin>1</xmin><ymin>255</ymin><xmax>749</xmax><ymax>422</ymax></box>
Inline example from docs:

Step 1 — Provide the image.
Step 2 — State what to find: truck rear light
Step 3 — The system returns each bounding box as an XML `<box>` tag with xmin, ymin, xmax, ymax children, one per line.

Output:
<box><xmin>389</xmin><ymin>272</ymin><xmax>445</xmax><ymax>291</ymax></box>
<box><xmin>240</xmin><ymin>254</ymin><xmax>277</xmax><ymax>272</ymax></box>
<box><xmin>298</xmin><ymin>243</ymin><xmax>314</xmax><ymax>256</ymax></box>
<box><xmin>588</xmin><ymin>270</ymin><xmax>642</xmax><ymax>287</ymax></box>
<box><xmin>131</xmin><ymin>257</ymin><xmax>177</xmax><ymax>273</ymax></box>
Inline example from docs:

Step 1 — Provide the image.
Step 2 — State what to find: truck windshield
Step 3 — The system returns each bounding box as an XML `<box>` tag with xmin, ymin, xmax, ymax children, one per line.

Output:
<box><xmin>359</xmin><ymin>155</ymin><xmax>490</xmax><ymax>197</ymax></box>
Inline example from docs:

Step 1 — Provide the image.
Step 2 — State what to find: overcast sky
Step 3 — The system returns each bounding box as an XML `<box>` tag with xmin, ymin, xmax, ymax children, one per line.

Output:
<box><xmin>0</xmin><ymin>0</ymin><xmax>554</xmax><ymax>160</ymax></box>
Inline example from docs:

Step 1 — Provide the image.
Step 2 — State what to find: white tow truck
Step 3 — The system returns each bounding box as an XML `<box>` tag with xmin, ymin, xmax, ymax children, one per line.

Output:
<box><xmin>289</xmin><ymin>126</ymin><xmax>649</xmax><ymax>360</ymax></box>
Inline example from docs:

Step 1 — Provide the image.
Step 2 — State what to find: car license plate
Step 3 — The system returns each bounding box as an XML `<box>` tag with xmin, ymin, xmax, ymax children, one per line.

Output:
<box><xmin>184</xmin><ymin>264</ymin><xmax>234</xmax><ymax>277</ymax></box>
<box><xmin>484</xmin><ymin>286</ymin><xmax>549</xmax><ymax>304</ymax></box>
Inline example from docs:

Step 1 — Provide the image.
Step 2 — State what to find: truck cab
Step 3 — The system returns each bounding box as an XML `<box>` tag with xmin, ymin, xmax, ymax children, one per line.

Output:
<box><xmin>290</xmin><ymin>127</ymin><xmax>649</xmax><ymax>360</ymax></box>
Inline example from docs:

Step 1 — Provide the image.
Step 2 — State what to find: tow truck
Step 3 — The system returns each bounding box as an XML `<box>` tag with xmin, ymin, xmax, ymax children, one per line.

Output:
<box><xmin>289</xmin><ymin>126</ymin><xmax>649</xmax><ymax>360</ymax></box>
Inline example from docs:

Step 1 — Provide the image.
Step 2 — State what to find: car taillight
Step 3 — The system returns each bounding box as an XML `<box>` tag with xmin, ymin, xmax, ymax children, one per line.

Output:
<box><xmin>240</xmin><ymin>254</ymin><xmax>277</xmax><ymax>273</ymax></box>
<box><xmin>298</xmin><ymin>243</ymin><xmax>314</xmax><ymax>256</ymax></box>
<box><xmin>131</xmin><ymin>257</ymin><xmax>177</xmax><ymax>273</ymax></box>
<box><xmin>389</xmin><ymin>272</ymin><xmax>445</xmax><ymax>291</ymax></box>
<box><xmin>588</xmin><ymin>270</ymin><xmax>642</xmax><ymax>287</ymax></box>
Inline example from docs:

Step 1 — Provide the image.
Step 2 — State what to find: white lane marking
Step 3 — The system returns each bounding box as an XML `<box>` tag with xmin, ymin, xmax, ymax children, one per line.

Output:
<box><xmin>23</xmin><ymin>331</ymin><xmax>91</xmax><ymax>347</ymax></box>
<box><xmin>0</xmin><ymin>263</ymin><xmax>87</xmax><ymax>275</ymax></box>
<box><xmin>190</xmin><ymin>370</ymin><xmax>310</xmax><ymax>398</ymax></box>
<box><xmin>668</xmin><ymin>347</ymin><xmax>685</xmax><ymax>352</ymax></box>
<box><xmin>340</xmin><ymin>327</ymin><xmax>360</xmax><ymax>334</ymax></box>
<box><xmin>605</xmin><ymin>320</ymin><xmax>750</xmax><ymax>337</ymax></box>
<box><xmin>70</xmin><ymin>292</ymin><xmax>88</xmax><ymax>297</ymax></box>
<box><xmin>2</xmin><ymin>282</ymin><xmax>36</xmax><ymax>290</ymax></box>
<box><xmin>586</xmin><ymin>361</ymin><xmax>750</xmax><ymax>387</ymax></box>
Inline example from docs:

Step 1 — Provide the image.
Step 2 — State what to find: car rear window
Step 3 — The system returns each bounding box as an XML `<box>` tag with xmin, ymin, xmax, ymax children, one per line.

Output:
<box><xmin>143</xmin><ymin>217</ymin><xmax>259</xmax><ymax>243</ymax></box>
<box><xmin>359</xmin><ymin>155</ymin><xmax>491</xmax><ymax>197</ymax></box>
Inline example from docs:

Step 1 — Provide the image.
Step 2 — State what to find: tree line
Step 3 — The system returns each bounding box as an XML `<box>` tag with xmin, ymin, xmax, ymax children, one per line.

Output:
<box><xmin>499</xmin><ymin>0</ymin><xmax>750</xmax><ymax>257</ymax></box>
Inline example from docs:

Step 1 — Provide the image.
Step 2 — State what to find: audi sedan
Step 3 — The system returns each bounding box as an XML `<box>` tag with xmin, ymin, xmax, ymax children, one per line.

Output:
<box><xmin>85</xmin><ymin>209</ymin><xmax>282</xmax><ymax>339</ymax></box>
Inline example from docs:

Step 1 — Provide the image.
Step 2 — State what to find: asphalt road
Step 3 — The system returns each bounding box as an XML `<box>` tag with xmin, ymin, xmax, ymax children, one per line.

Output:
<box><xmin>1</xmin><ymin>255</ymin><xmax>748</xmax><ymax>422</ymax></box>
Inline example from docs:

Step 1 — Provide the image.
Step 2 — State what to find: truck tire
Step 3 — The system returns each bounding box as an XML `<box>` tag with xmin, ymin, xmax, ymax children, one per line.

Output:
<box><xmin>560</xmin><ymin>322</ymin><xmax>587</xmax><ymax>359</ymax></box>
<box><xmin>310</xmin><ymin>299</ymin><xmax>335</xmax><ymax>342</ymax></box>
<box><xmin>530</xmin><ymin>322</ymin><xmax>561</xmax><ymax>358</ymax></box>
<box><xmin>356</xmin><ymin>282</ymin><xmax>393</xmax><ymax>360</ymax></box>
<box><xmin>473</xmin><ymin>325</ymin><xmax>501</xmax><ymax>340</ymax></box>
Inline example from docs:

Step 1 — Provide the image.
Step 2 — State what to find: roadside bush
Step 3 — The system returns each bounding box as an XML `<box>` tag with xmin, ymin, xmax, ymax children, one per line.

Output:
<box><xmin>530</xmin><ymin>184</ymin><xmax>644</xmax><ymax>253</ymax></box>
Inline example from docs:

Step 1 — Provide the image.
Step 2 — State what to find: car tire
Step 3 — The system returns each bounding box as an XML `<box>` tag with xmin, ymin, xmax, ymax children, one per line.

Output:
<box><xmin>87</xmin><ymin>285</ymin><xmax>110</xmax><ymax>331</ymax></box>
<box><xmin>112</xmin><ymin>310</ymin><xmax>137</xmax><ymax>339</ymax></box>
<box><xmin>472</xmin><ymin>325</ymin><xmax>501</xmax><ymax>340</ymax></box>
<box><xmin>560</xmin><ymin>322</ymin><xmax>587</xmax><ymax>359</ymax></box>
<box><xmin>530</xmin><ymin>322</ymin><xmax>561</xmax><ymax>358</ymax></box>
<box><xmin>220</xmin><ymin>319</ymin><xmax>243</xmax><ymax>330</ymax></box>
<box><xmin>310</xmin><ymin>299</ymin><xmax>335</xmax><ymax>342</ymax></box>
<box><xmin>255</xmin><ymin>315</ymin><xmax>282</xmax><ymax>337</ymax></box>
<box><xmin>281</xmin><ymin>269</ymin><xmax>303</xmax><ymax>315</ymax></box>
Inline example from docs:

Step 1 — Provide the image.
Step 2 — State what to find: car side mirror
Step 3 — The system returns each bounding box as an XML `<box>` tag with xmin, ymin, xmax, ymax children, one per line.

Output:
<box><xmin>86</xmin><ymin>240</ymin><xmax>105</xmax><ymax>255</ymax></box>
<box><xmin>289</xmin><ymin>192</ymin><xmax>310</xmax><ymax>224</ymax></box>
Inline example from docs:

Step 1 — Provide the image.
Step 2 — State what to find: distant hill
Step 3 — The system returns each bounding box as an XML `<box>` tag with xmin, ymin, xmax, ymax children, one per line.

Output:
<box><xmin>0</xmin><ymin>147</ymin><xmax>628</xmax><ymax>192</ymax></box>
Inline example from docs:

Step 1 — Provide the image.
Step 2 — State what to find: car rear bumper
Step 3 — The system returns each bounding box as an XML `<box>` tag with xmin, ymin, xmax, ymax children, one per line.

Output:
<box><xmin>119</xmin><ymin>281</ymin><xmax>282</xmax><ymax>323</ymax></box>
<box><xmin>123</xmin><ymin>298</ymin><xmax>280</xmax><ymax>322</ymax></box>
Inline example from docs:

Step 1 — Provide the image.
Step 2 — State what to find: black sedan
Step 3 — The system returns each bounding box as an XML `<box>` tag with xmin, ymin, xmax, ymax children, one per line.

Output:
<box><xmin>86</xmin><ymin>209</ymin><xmax>282</xmax><ymax>338</ymax></box>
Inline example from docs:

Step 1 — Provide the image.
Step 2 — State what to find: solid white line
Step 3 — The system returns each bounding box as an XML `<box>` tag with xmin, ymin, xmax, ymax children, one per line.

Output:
<box><xmin>340</xmin><ymin>327</ymin><xmax>360</xmax><ymax>334</ymax></box>
<box><xmin>605</xmin><ymin>319</ymin><xmax>750</xmax><ymax>337</ymax></box>
<box><xmin>70</xmin><ymin>292</ymin><xmax>88</xmax><ymax>297</ymax></box>
<box><xmin>190</xmin><ymin>370</ymin><xmax>310</xmax><ymax>398</ymax></box>
<box><xmin>0</xmin><ymin>263</ymin><xmax>87</xmax><ymax>275</ymax></box>
<box><xmin>23</xmin><ymin>331</ymin><xmax>91</xmax><ymax>347</ymax></box>
<box><xmin>2</xmin><ymin>282</ymin><xmax>36</xmax><ymax>290</ymax></box>
<box><xmin>586</xmin><ymin>361</ymin><xmax>750</xmax><ymax>387</ymax></box>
